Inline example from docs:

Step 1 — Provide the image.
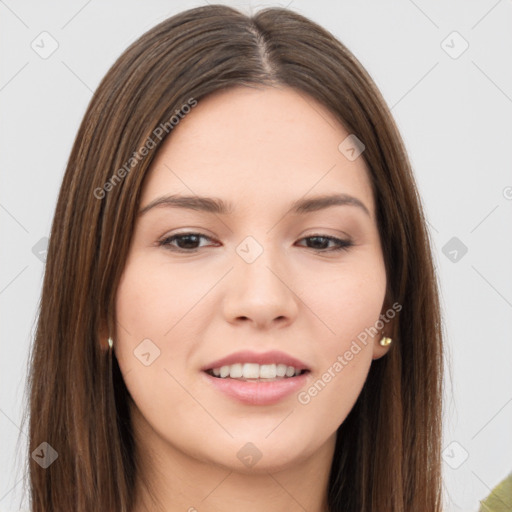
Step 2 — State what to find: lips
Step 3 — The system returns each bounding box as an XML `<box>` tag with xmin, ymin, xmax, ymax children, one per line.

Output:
<box><xmin>201</xmin><ymin>350</ymin><xmax>311</xmax><ymax>373</ymax></box>
<box><xmin>201</xmin><ymin>350</ymin><xmax>311</xmax><ymax>405</ymax></box>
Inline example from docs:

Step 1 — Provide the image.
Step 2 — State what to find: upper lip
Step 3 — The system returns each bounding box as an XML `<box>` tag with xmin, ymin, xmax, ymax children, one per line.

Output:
<box><xmin>201</xmin><ymin>350</ymin><xmax>311</xmax><ymax>371</ymax></box>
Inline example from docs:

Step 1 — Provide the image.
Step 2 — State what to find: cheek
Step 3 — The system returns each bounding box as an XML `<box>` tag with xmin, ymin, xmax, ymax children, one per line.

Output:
<box><xmin>292</xmin><ymin>256</ymin><xmax>385</xmax><ymax>422</ymax></box>
<box><xmin>114</xmin><ymin>256</ymin><xmax>212</xmax><ymax>353</ymax></box>
<box><xmin>298</xmin><ymin>253</ymin><xmax>387</xmax><ymax>346</ymax></box>
<box><xmin>113</xmin><ymin>254</ymin><xmax>218</xmax><ymax>393</ymax></box>
<box><xmin>294</xmin><ymin>345</ymin><xmax>372</xmax><ymax>449</ymax></box>
<box><xmin>113</xmin><ymin>260</ymin><xmax>196</xmax><ymax>432</ymax></box>
<box><xmin>113</xmin><ymin>260</ymin><xmax>180</xmax><ymax>390</ymax></box>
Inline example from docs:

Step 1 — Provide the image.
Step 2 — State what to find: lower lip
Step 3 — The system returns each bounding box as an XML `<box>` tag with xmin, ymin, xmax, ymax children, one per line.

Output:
<box><xmin>202</xmin><ymin>371</ymin><xmax>310</xmax><ymax>405</ymax></box>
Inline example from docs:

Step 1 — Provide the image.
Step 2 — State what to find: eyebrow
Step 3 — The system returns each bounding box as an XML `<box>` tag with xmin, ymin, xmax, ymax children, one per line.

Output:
<box><xmin>138</xmin><ymin>193</ymin><xmax>371</xmax><ymax>217</ymax></box>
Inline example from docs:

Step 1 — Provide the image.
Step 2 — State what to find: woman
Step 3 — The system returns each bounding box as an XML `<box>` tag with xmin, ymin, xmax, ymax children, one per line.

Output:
<box><xmin>27</xmin><ymin>4</ymin><xmax>443</xmax><ymax>511</ymax></box>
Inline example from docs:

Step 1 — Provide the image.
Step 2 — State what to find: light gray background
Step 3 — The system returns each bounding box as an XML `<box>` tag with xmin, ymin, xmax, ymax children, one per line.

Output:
<box><xmin>1</xmin><ymin>1</ymin><xmax>511</xmax><ymax>511</ymax></box>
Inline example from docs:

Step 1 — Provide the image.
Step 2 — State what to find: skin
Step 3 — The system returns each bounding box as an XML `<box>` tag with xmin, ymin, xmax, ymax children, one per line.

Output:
<box><xmin>113</xmin><ymin>85</ymin><xmax>394</xmax><ymax>512</ymax></box>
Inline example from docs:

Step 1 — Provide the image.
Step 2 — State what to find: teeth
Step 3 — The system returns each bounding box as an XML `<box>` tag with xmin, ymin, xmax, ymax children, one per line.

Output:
<box><xmin>209</xmin><ymin>363</ymin><xmax>304</xmax><ymax>380</ymax></box>
<box><xmin>259</xmin><ymin>364</ymin><xmax>276</xmax><ymax>379</ymax></box>
<box><xmin>243</xmin><ymin>363</ymin><xmax>260</xmax><ymax>379</ymax></box>
<box><xmin>230</xmin><ymin>363</ymin><xmax>243</xmax><ymax>378</ymax></box>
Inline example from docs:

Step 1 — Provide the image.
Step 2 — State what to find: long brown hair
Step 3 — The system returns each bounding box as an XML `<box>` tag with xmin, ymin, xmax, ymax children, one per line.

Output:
<box><xmin>24</xmin><ymin>4</ymin><xmax>443</xmax><ymax>511</ymax></box>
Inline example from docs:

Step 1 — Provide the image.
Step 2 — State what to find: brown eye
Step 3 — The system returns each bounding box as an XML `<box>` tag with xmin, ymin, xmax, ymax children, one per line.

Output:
<box><xmin>297</xmin><ymin>235</ymin><xmax>353</xmax><ymax>252</ymax></box>
<box><xmin>158</xmin><ymin>233</ymin><xmax>215</xmax><ymax>252</ymax></box>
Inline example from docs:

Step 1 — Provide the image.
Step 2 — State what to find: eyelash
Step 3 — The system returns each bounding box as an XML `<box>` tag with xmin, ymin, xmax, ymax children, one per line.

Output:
<box><xmin>157</xmin><ymin>232</ymin><xmax>353</xmax><ymax>254</ymax></box>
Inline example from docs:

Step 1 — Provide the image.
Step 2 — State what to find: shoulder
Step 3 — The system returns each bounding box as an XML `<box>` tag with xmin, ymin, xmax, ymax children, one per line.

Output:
<box><xmin>479</xmin><ymin>471</ymin><xmax>512</xmax><ymax>511</ymax></box>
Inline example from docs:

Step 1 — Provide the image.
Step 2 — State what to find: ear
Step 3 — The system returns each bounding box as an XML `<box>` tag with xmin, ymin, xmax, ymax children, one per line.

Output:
<box><xmin>372</xmin><ymin>296</ymin><xmax>399</xmax><ymax>360</ymax></box>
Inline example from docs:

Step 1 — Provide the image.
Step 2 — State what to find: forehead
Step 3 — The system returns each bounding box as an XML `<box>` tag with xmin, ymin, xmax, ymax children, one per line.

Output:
<box><xmin>141</xmin><ymin>86</ymin><xmax>375</xmax><ymax>219</ymax></box>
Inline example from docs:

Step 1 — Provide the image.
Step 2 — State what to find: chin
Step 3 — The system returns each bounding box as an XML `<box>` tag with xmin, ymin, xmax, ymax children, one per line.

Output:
<box><xmin>199</xmin><ymin>430</ymin><xmax>321</xmax><ymax>474</ymax></box>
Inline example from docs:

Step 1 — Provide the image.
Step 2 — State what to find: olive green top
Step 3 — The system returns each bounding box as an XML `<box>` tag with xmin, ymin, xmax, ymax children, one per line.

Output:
<box><xmin>479</xmin><ymin>471</ymin><xmax>512</xmax><ymax>512</ymax></box>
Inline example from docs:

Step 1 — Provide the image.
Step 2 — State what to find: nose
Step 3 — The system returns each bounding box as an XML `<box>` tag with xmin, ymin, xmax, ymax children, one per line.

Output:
<box><xmin>221</xmin><ymin>247</ymin><xmax>299</xmax><ymax>330</ymax></box>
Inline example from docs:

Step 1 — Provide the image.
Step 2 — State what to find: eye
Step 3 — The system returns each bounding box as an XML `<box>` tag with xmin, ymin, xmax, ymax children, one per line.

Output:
<box><xmin>296</xmin><ymin>235</ymin><xmax>353</xmax><ymax>253</ymax></box>
<box><xmin>158</xmin><ymin>232</ymin><xmax>216</xmax><ymax>252</ymax></box>
<box><xmin>158</xmin><ymin>232</ymin><xmax>353</xmax><ymax>254</ymax></box>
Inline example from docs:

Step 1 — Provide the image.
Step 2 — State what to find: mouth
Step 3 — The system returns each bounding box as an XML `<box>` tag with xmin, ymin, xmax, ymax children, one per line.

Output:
<box><xmin>201</xmin><ymin>353</ymin><xmax>311</xmax><ymax>405</ymax></box>
<box><xmin>205</xmin><ymin>363</ymin><xmax>310</xmax><ymax>382</ymax></box>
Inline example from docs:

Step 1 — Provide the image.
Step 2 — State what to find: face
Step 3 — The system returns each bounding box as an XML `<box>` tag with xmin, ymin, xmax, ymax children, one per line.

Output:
<box><xmin>114</xmin><ymin>85</ymin><xmax>391</xmax><ymax>473</ymax></box>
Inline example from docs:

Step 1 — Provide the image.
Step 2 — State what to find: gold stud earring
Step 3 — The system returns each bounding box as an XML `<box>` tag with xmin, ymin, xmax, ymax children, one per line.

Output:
<box><xmin>379</xmin><ymin>336</ymin><xmax>392</xmax><ymax>347</ymax></box>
